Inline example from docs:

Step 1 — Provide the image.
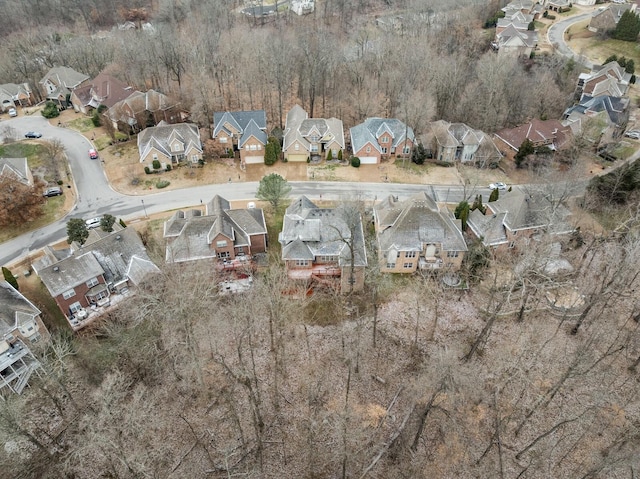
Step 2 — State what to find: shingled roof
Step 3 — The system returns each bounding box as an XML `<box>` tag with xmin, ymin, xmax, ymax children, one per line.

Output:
<box><xmin>137</xmin><ymin>121</ymin><xmax>202</xmax><ymax>160</ymax></box>
<box><xmin>350</xmin><ymin>118</ymin><xmax>415</xmax><ymax>154</ymax></box>
<box><xmin>0</xmin><ymin>281</ymin><xmax>41</xmax><ymax>338</ymax></box>
<box><xmin>213</xmin><ymin>110</ymin><xmax>267</xmax><ymax>145</ymax></box>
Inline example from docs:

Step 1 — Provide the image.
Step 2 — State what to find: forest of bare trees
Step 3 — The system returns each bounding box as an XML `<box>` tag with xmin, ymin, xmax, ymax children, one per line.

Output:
<box><xmin>0</xmin><ymin>0</ymin><xmax>577</xmax><ymax>134</ymax></box>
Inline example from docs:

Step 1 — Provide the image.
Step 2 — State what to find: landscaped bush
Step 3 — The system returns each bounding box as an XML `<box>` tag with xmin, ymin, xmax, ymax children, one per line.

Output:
<box><xmin>351</xmin><ymin>156</ymin><xmax>361</xmax><ymax>168</ymax></box>
<box><xmin>144</xmin><ymin>166</ymin><xmax>151</xmax><ymax>174</ymax></box>
<box><xmin>156</xmin><ymin>180</ymin><xmax>170</xmax><ymax>189</ymax></box>
<box><xmin>42</xmin><ymin>101</ymin><xmax>60</xmax><ymax>119</ymax></box>
<box><xmin>166</xmin><ymin>164</ymin><xmax>172</xmax><ymax>171</ymax></box>
<box><xmin>152</xmin><ymin>159</ymin><xmax>161</xmax><ymax>170</ymax></box>
<box><xmin>434</xmin><ymin>160</ymin><xmax>454</xmax><ymax>167</ymax></box>
<box><xmin>91</xmin><ymin>110</ymin><xmax>102</xmax><ymax>127</ymax></box>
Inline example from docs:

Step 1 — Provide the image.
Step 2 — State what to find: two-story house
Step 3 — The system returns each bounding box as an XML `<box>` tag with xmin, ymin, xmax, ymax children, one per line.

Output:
<box><xmin>374</xmin><ymin>193</ymin><xmax>467</xmax><ymax>274</ymax></box>
<box><xmin>212</xmin><ymin>110</ymin><xmax>268</xmax><ymax>165</ymax></box>
<box><xmin>349</xmin><ymin>117</ymin><xmax>415</xmax><ymax>164</ymax></box>
<box><xmin>33</xmin><ymin>225</ymin><xmax>159</xmax><ymax>331</ymax></box>
<box><xmin>0</xmin><ymin>280</ymin><xmax>49</xmax><ymax>345</ymax></box>
<box><xmin>164</xmin><ymin>195</ymin><xmax>267</xmax><ymax>267</ymax></box>
<box><xmin>137</xmin><ymin>121</ymin><xmax>202</xmax><ymax>165</ymax></box>
<box><xmin>589</xmin><ymin>3</ymin><xmax>637</xmax><ymax>33</ymax></box>
<box><xmin>70</xmin><ymin>72</ymin><xmax>134</xmax><ymax>115</ymax></box>
<box><xmin>279</xmin><ymin>196</ymin><xmax>367</xmax><ymax>293</ymax></box>
<box><xmin>282</xmin><ymin>105</ymin><xmax>345</xmax><ymax>162</ymax></box>
<box><xmin>107</xmin><ymin>89</ymin><xmax>184</xmax><ymax>134</ymax></box>
<box><xmin>494</xmin><ymin>118</ymin><xmax>572</xmax><ymax>152</ymax></box>
<box><xmin>576</xmin><ymin>61</ymin><xmax>632</xmax><ymax>100</ymax></box>
<box><xmin>467</xmin><ymin>190</ymin><xmax>574</xmax><ymax>251</ymax></box>
<box><xmin>0</xmin><ymin>83</ymin><xmax>34</xmax><ymax>111</ymax></box>
<box><xmin>426</xmin><ymin>120</ymin><xmax>502</xmax><ymax>167</ymax></box>
<box><xmin>39</xmin><ymin>66</ymin><xmax>89</xmax><ymax>106</ymax></box>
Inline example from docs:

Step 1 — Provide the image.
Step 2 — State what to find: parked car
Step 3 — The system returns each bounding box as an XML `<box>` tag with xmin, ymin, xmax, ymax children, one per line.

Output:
<box><xmin>43</xmin><ymin>187</ymin><xmax>63</xmax><ymax>197</ymax></box>
<box><xmin>88</xmin><ymin>148</ymin><xmax>98</xmax><ymax>159</ymax></box>
<box><xmin>24</xmin><ymin>131</ymin><xmax>42</xmax><ymax>139</ymax></box>
<box><xmin>8</xmin><ymin>107</ymin><xmax>17</xmax><ymax>117</ymax></box>
<box><xmin>624</xmin><ymin>130</ymin><xmax>640</xmax><ymax>139</ymax></box>
<box><xmin>489</xmin><ymin>182</ymin><xmax>508</xmax><ymax>191</ymax></box>
<box><xmin>85</xmin><ymin>217</ymin><xmax>102</xmax><ymax>229</ymax></box>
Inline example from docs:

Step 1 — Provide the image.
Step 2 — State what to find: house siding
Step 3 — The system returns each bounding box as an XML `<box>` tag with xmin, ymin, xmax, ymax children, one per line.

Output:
<box><xmin>249</xmin><ymin>234</ymin><xmax>267</xmax><ymax>254</ymax></box>
<box><xmin>211</xmin><ymin>233</ymin><xmax>236</xmax><ymax>260</ymax></box>
<box><xmin>240</xmin><ymin>136</ymin><xmax>265</xmax><ymax>164</ymax></box>
<box><xmin>54</xmin><ymin>275</ymin><xmax>107</xmax><ymax>316</ymax></box>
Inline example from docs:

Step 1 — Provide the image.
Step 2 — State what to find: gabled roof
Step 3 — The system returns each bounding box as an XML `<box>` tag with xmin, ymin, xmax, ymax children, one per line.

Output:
<box><xmin>138</xmin><ymin>122</ymin><xmax>202</xmax><ymax>159</ymax></box>
<box><xmin>164</xmin><ymin>195</ymin><xmax>267</xmax><ymax>263</ymax></box>
<box><xmin>350</xmin><ymin>118</ymin><xmax>415</xmax><ymax>153</ymax></box>
<box><xmin>0</xmin><ymin>158</ymin><xmax>31</xmax><ymax>185</ymax></box>
<box><xmin>212</xmin><ymin>110</ymin><xmax>267</xmax><ymax>138</ymax></box>
<box><xmin>34</xmin><ymin>227</ymin><xmax>158</xmax><ymax>296</ymax></box>
<box><xmin>374</xmin><ymin>193</ymin><xmax>467</xmax><ymax>253</ymax></box>
<box><xmin>280</xmin><ymin>196</ymin><xmax>367</xmax><ymax>267</ymax></box>
<box><xmin>239</xmin><ymin>119</ymin><xmax>268</xmax><ymax>147</ymax></box>
<box><xmin>486</xmin><ymin>190</ymin><xmax>573</xmax><ymax>233</ymax></box>
<box><xmin>592</xmin><ymin>3</ymin><xmax>635</xmax><ymax>23</ymax></box>
<box><xmin>582</xmin><ymin>61</ymin><xmax>632</xmax><ymax>98</ymax></box>
<box><xmin>497</xmin><ymin>24</ymin><xmax>538</xmax><ymax>48</ymax></box>
<box><xmin>467</xmin><ymin>210</ymin><xmax>509</xmax><ymax>247</ymax></box>
<box><xmin>283</xmin><ymin>105</ymin><xmax>344</xmax><ymax>152</ymax></box>
<box><xmin>39</xmin><ymin>66</ymin><xmax>89</xmax><ymax>89</ymax></box>
<box><xmin>0</xmin><ymin>83</ymin><xmax>31</xmax><ymax>104</ymax></box>
<box><xmin>0</xmin><ymin>281</ymin><xmax>41</xmax><ymax>338</ymax></box>
<box><xmin>108</xmin><ymin>89</ymin><xmax>173</xmax><ymax>124</ymax></box>
<box><xmin>564</xmin><ymin>95</ymin><xmax>629</xmax><ymax>127</ymax></box>
<box><xmin>77</xmin><ymin>72</ymin><xmax>134</xmax><ymax>109</ymax></box>
<box><xmin>495</xmin><ymin>119</ymin><xmax>571</xmax><ymax>151</ymax></box>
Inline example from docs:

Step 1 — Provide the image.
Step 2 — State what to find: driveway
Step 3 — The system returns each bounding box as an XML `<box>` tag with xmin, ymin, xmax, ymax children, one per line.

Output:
<box><xmin>547</xmin><ymin>12</ymin><xmax>595</xmax><ymax>69</ymax></box>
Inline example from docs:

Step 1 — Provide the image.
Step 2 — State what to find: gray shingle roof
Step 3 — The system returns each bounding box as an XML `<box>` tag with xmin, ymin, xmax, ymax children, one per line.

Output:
<box><xmin>239</xmin><ymin>119</ymin><xmax>268</xmax><ymax>148</ymax></box>
<box><xmin>0</xmin><ymin>281</ymin><xmax>40</xmax><ymax>337</ymax></box>
<box><xmin>488</xmin><ymin>191</ymin><xmax>573</xmax><ymax>233</ymax></box>
<box><xmin>350</xmin><ymin>118</ymin><xmax>415</xmax><ymax>154</ymax></box>
<box><xmin>283</xmin><ymin>105</ymin><xmax>344</xmax><ymax>152</ymax></box>
<box><xmin>467</xmin><ymin>210</ymin><xmax>508</xmax><ymax>247</ymax></box>
<box><xmin>40</xmin><ymin>66</ymin><xmax>89</xmax><ymax>90</ymax></box>
<box><xmin>374</xmin><ymin>193</ymin><xmax>467</xmax><ymax>253</ymax></box>
<box><xmin>137</xmin><ymin>122</ymin><xmax>202</xmax><ymax>159</ymax></box>
<box><xmin>213</xmin><ymin>110</ymin><xmax>267</xmax><ymax>139</ymax></box>
<box><xmin>0</xmin><ymin>158</ymin><xmax>30</xmax><ymax>185</ymax></box>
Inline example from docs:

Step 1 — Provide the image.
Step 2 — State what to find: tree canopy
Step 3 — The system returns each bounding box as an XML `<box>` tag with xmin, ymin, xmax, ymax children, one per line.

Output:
<box><xmin>100</xmin><ymin>214</ymin><xmax>116</xmax><ymax>232</ymax></box>
<box><xmin>67</xmin><ymin>218</ymin><xmax>89</xmax><ymax>245</ymax></box>
<box><xmin>613</xmin><ymin>10</ymin><xmax>640</xmax><ymax>42</ymax></box>
<box><xmin>256</xmin><ymin>173</ymin><xmax>291</xmax><ymax>209</ymax></box>
<box><xmin>0</xmin><ymin>177</ymin><xmax>45</xmax><ymax>227</ymax></box>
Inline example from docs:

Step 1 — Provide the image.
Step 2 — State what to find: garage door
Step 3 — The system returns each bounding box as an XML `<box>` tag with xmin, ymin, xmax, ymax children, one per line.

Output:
<box><xmin>287</xmin><ymin>154</ymin><xmax>308</xmax><ymax>162</ymax></box>
<box><xmin>244</xmin><ymin>156</ymin><xmax>263</xmax><ymax>164</ymax></box>
<box><xmin>359</xmin><ymin>156</ymin><xmax>378</xmax><ymax>164</ymax></box>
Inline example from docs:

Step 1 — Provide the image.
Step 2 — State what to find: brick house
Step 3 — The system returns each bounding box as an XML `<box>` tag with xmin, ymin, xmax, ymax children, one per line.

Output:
<box><xmin>164</xmin><ymin>195</ymin><xmax>267</xmax><ymax>268</ymax></box>
<box><xmin>0</xmin><ymin>83</ymin><xmax>35</xmax><ymax>111</ymax></box>
<box><xmin>374</xmin><ymin>193</ymin><xmax>467</xmax><ymax>274</ymax></box>
<box><xmin>0</xmin><ymin>158</ymin><xmax>34</xmax><ymax>187</ymax></box>
<box><xmin>107</xmin><ymin>89</ymin><xmax>185</xmax><ymax>134</ymax></box>
<box><xmin>282</xmin><ymin>105</ymin><xmax>344</xmax><ymax>162</ymax></box>
<box><xmin>70</xmin><ymin>72</ymin><xmax>134</xmax><ymax>115</ymax></box>
<box><xmin>589</xmin><ymin>4</ymin><xmax>636</xmax><ymax>33</ymax></box>
<box><xmin>212</xmin><ymin>110</ymin><xmax>268</xmax><ymax>165</ymax></box>
<box><xmin>0</xmin><ymin>280</ymin><xmax>49</xmax><ymax>345</ymax></box>
<box><xmin>137</xmin><ymin>121</ymin><xmax>202</xmax><ymax>165</ymax></box>
<box><xmin>279</xmin><ymin>196</ymin><xmax>367</xmax><ymax>293</ymax></box>
<box><xmin>349</xmin><ymin>117</ymin><xmax>415</xmax><ymax>164</ymax></box>
<box><xmin>425</xmin><ymin>120</ymin><xmax>502</xmax><ymax>167</ymax></box>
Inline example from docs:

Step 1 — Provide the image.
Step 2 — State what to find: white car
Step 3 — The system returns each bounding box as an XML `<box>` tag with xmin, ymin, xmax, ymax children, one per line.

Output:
<box><xmin>624</xmin><ymin>130</ymin><xmax>640</xmax><ymax>139</ymax></box>
<box><xmin>8</xmin><ymin>107</ymin><xmax>17</xmax><ymax>117</ymax></box>
<box><xmin>489</xmin><ymin>182</ymin><xmax>508</xmax><ymax>191</ymax></box>
<box><xmin>85</xmin><ymin>217</ymin><xmax>102</xmax><ymax>229</ymax></box>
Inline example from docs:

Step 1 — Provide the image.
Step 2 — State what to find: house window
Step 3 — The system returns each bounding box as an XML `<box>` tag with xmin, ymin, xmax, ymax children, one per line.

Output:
<box><xmin>348</xmin><ymin>277</ymin><xmax>356</xmax><ymax>285</ymax></box>
<box><xmin>403</xmin><ymin>146</ymin><xmax>410</xmax><ymax>154</ymax></box>
<box><xmin>403</xmin><ymin>262</ymin><xmax>413</xmax><ymax>269</ymax></box>
<box><xmin>447</xmin><ymin>251</ymin><xmax>459</xmax><ymax>258</ymax></box>
<box><xmin>191</xmin><ymin>155</ymin><xmax>199</xmax><ymax>163</ymax></box>
<box><xmin>310</xmin><ymin>145</ymin><xmax>319</xmax><ymax>153</ymax></box>
<box><xmin>94</xmin><ymin>290</ymin><xmax>108</xmax><ymax>301</ymax></box>
<box><xmin>152</xmin><ymin>154</ymin><xmax>158</xmax><ymax>161</ymax></box>
<box><xmin>63</xmin><ymin>289</ymin><xmax>76</xmax><ymax>300</ymax></box>
<box><xmin>86</xmin><ymin>278</ymin><xmax>99</xmax><ymax>288</ymax></box>
<box><xmin>295</xmin><ymin>143</ymin><xmax>300</xmax><ymax>151</ymax></box>
<box><xmin>381</xmin><ymin>136</ymin><xmax>388</xmax><ymax>143</ymax></box>
<box><xmin>509</xmin><ymin>241</ymin><xmax>515</xmax><ymax>249</ymax></box>
<box><xmin>257</xmin><ymin>144</ymin><xmax>262</xmax><ymax>150</ymax></box>
<box><xmin>366</xmin><ymin>146</ymin><xmax>371</xmax><ymax>153</ymax></box>
<box><xmin>172</xmin><ymin>143</ymin><xmax>181</xmax><ymax>152</ymax></box>
<box><xmin>218</xmin><ymin>251</ymin><xmax>230</xmax><ymax>259</ymax></box>
<box><xmin>386</xmin><ymin>262</ymin><xmax>396</xmax><ymax>269</ymax></box>
<box><xmin>69</xmin><ymin>301</ymin><xmax>82</xmax><ymax>313</ymax></box>
<box><xmin>219</xmin><ymin>137</ymin><xmax>227</xmax><ymax>143</ymax></box>
<box><xmin>310</xmin><ymin>134</ymin><xmax>320</xmax><ymax>142</ymax></box>
<box><xmin>295</xmin><ymin>259</ymin><xmax>309</xmax><ymax>266</ymax></box>
<box><xmin>382</xmin><ymin>147</ymin><xmax>388</xmax><ymax>154</ymax></box>
<box><xmin>319</xmin><ymin>255</ymin><xmax>336</xmax><ymax>262</ymax></box>
<box><xmin>216</xmin><ymin>240</ymin><xmax>227</xmax><ymax>248</ymax></box>
<box><xmin>405</xmin><ymin>251</ymin><xmax>417</xmax><ymax>258</ymax></box>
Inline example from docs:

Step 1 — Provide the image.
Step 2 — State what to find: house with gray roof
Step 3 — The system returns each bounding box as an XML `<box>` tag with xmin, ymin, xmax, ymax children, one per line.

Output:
<box><xmin>212</xmin><ymin>110</ymin><xmax>268</xmax><ymax>165</ymax></box>
<box><xmin>39</xmin><ymin>66</ymin><xmax>89</xmax><ymax>105</ymax></box>
<box><xmin>425</xmin><ymin>120</ymin><xmax>502</xmax><ymax>167</ymax></box>
<box><xmin>164</xmin><ymin>195</ymin><xmax>267</xmax><ymax>267</ymax></box>
<box><xmin>576</xmin><ymin>61</ymin><xmax>632</xmax><ymax>100</ymax></box>
<box><xmin>137</xmin><ymin>121</ymin><xmax>202</xmax><ymax>166</ymax></box>
<box><xmin>563</xmin><ymin>95</ymin><xmax>629</xmax><ymax>135</ymax></box>
<box><xmin>0</xmin><ymin>158</ymin><xmax>34</xmax><ymax>186</ymax></box>
<box><xmin>495</xmin><ymin>24</ymin><xmax>538</xmax><ymax>57</ymax></box>
<box><xmin>467</xmin><ymin>190</ymin><xmax>574</xmax><ymax>250</ymax></box>
<box><xmin>349</xmin><ymin>118</ymin><xmax>415</xmax><ymax>164</ymax></box>
<box><xmin>0</xmin><ymin>83</ymin><xmax>34</xmax><ymax>111</ymax></box>
<box><xmin>589</xmin><ymin>3</ymin><xmax>637</xmax><ymax>33</ymax></box>
<box><xmin>283</xmin><ymin>105</ymin><xmax>345</xmax><ymax>162</ymax></box>
<box><xmin>33</xmin><ymin>225</ymin><xmax>159</xmax><ymax>331</ymax></box>
<box><xmin>0</xmin><ymin>280</ymin><xmax>49</xmax><ymax>346</ymax></box>
<box><xmin>279</xmin><ymin>196</ymin><xmax>367</xmax><ymax>293</ymax></box>
<box><xmin>374</xmin><ymin>193</ymin><xmax>467</xmax><ymax>274</ymax></box>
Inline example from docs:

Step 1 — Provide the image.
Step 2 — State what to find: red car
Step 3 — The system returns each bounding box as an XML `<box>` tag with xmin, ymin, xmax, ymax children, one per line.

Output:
<box><xmin>88</xmin><ymin>148</ymin><xmax>98</xmax><ymax>159</ymax></box>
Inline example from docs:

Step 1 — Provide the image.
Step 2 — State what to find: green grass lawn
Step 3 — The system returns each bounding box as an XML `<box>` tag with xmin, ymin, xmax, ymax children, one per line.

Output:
<box><xmin>584</xmin><ymin>38</ymin><xmax>640</xmax><ymax>66</ymax></box>
<box><xmin>66</xmin><ymin>116</ymin><xmax>95</xmax><ymax>133</ymax></box>
<box><xmin>0</xmin><ymin>142</ymin><xmax>44</xmax><ymax>168</ymax></box>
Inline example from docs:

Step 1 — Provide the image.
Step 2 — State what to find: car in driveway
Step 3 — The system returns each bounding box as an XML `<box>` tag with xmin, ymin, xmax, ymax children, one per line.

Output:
<box><xmin>489</xmin><ymin>182</ymin><xmax>508</xmax><ymax>191</ymax></box>
<box><xmin>85</xmin><ymin>217</ymin><xmax>102</xmax><ymax>229</ymax></box>
<box><xmin>88</xmin><ymin>148</ymin><xmax>98</xmax><ymax>159</ymax></box>
<box><xmin>24</xmin><ymin>131</ymin><xmax>42</xmax><ymax>139</ymax></box>
<box><xmin>8</xmin><ymin>107</ymin><xmax>17</xmax><ymax>117</ymax></box>
<box><xmin>43</xmin><ymin>186</ymin><xmax>63</xmax><ymax>197</ymax></box>
<box><xmin>624</xmin><ymin>130</ymin><xmax>640</xmax><ymax>139</ymax></box>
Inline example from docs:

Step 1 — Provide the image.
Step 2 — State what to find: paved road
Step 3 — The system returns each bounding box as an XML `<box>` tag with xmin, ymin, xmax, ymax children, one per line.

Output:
<box><xmin>547</xmin><ymin>11</ymin><xmax>595</xmax><ymax>69</ymax></box>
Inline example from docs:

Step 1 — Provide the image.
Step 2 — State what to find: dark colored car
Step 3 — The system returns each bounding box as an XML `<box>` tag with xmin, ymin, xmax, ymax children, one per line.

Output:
<box><xmin>43</xmin><ymin>187</ymin><xmax>63</xmax><ymax>197</ymax></box>
<box><xmin>24</xmin><ymin>131</ymin><xmax>42</xmax><ymax>138</ymax></box>
<box><xmin>88</xmin><ymin>148</ymin><xmax>98</xmax><ymax>159</ymax></box>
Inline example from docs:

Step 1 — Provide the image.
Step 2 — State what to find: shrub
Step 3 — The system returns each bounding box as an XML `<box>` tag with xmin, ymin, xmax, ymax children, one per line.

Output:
<box><xmin>326</xmin><ymin>149</ymin><xmax>333</xmax><ymax>161</ymax></box>
<box><xmin>166</xmin><ymin>164</ymin><xmax>172</xmax><ymax>171</ymax></box>
<box><xmin>351</xmin><ymin>156</ymin><xmax>361</xmax><ymax>168</ymax></box>
<box><xmin>119</xmin><ymin>219</ymin><xmax>127</xmax><ymax>228</ymax></box>
<box><xmin>144</xmin><ymin>166</ymin><xmax>151</xmax><ymax>174</ymax></box>
<box><xmin>42</xmin><ymin>101</ymin><xmax>60</xmax><ymax>119</ymax></box>
<box><xmin>152</xmin><ymin>159</ymin><xmax>161</xmax><ymax>170</ymax></box>
<box><xmin>338</xmin><ymin>150</ymin><xmax>343</xmax><ymax>161</ymax></box>
<box><xmin>434</xmin><ymin>160</ymin><xmax>454</xmax><ymax>167</ymax></box>
<box><xmin>198</xmin><ymin>159</ymin><xmax>205</xmax><ymax>166</ymax></box>
<box><xmin>307</xmin><ymin>157</ymin><xmax>311</xmax><ymax>163</ymax></box>
<box><xmin>57</xmin><ymin>179</ymin><xmax>64</xmax><ymax>185</ymax></box>
<box><xmin>546</xmin><ymin>14</ymin><xmax>556</xmax><ymax>20</ymax></box>
<box><xmin>91</xmin><ymin>110</ymin><xmax>102</xmax><ymax>127</ymax></box>
<box><xmin>156</xmin><ymin>180</ymin><xmax>170</xmax><ymax>189</ymax></box>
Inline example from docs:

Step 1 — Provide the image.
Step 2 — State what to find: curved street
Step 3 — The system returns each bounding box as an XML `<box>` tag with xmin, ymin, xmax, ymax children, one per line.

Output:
<box><xmin>547</xmin><ymin>11</ymin><xmax>595</xmax><ymax>69</ymax></box>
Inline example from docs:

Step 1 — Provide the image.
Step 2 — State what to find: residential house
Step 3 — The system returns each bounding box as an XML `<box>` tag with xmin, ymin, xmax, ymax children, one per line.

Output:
<box><xmin>70</xmin><ymin>72</ymin><xmax>134</xmax><ymax>115</ymax></box>
<box><xmin>495</xmin><ymin>24</ymin><xmax>538</xmax><ymax>57</ymax></box>
<box><xmin>349</xmin><ymin>117</ymin><xmax>415</xmax><ymax>164</ymax></box>
<box><xmin>137</xmin><ymin>121</ymin><xmax>202</xmax><ymax>165</ymax></box>
<box><xmin>374</xmin><ymin>193</ymin><xmax>467</xmax><ymax>274</ymax></box>
<box><xmin>0</xmin><ymin>83</ymin><xmax>34</xmax><ymax>111</ymax></box>
<box><xmin>0</xmin><ymin>280</ymin><xmax>49</xmax><ymax>345</ymax></box>
<box><xmin>212</xmin><ymin>110</ymin><xmax>268</xmax><ymax>165</ymax></box>
<box><xmin>467</xmin><ymin>189</ymin><xmax>574</xmax><ymax>251</ymax></box>
<box><xmin>39</xmin><ymin>66</ymin><xmax>89</xmax><ymax>106</ymax></box>
<box><xmin>0</xmin><ymin>338</ymin><xmax>42</xmax><ymax>396</ymax></box>
<box><xmin>107</xmin><ymin>89</ymin><xmax>185</xmax><ymax>134</ymax></box>
<box><xmin>291</xmin><ymin>0</ymin><xmax>314</xmax><ymax>15</ymax></box>
<box><xmin>589</xmin><ymin>3</ymin><xmax>637</xmax><ymax>33</ymax></box>
<box><xmin>494</xmin><ymin>118</ymin><xmax>572</xmax><ymax>151</ymax></box>
<box><xmin>576</xmin><ymin>61</ymin><xmax>632</xmax><ymax>100</ymax></box>
<box><xmin>279</xmin><ymin>196</ymin><xmax>367</xmax><ymax>293</ymax></box>
<box><xmin>164</xmin><ymin>195</ymin><xmax>267</xmax><ymax>266</ymax></box>
<box><xmin>563</xmin><ymin>95</ymin><xmax>630</xmax><ymax>136</ymax></box>
<box><xmin>496</xmin><ymin>11</ymin><xmax>534</xmax><ymax>34</ymax></box>
<box><xmin>425</xmin><ymin>120</ymin><xmax>502</xmax><ymax>167</ymax></box>
<box><xmin>0</xmin><ymin>158</ymin><xmax>34</xmax><ymax>186</ymax></box>
<box><xmin>544</xmin><ymin>0</ymin><xmax>571</xmax><ymax>13</ymax></box>
<box><xmin>502</xmin><ymin>0</ymin><xmax>541</xmax><ymax>17</ymax></box>
<box><xmin>33</xmin><ymin>225</ymin><xmax>159</xmax><ymax>331</ymax></box>
<box><xmin>282</xmin><ymin>105</ymin><xmax>345</xmax><ymax>162</ymax></box>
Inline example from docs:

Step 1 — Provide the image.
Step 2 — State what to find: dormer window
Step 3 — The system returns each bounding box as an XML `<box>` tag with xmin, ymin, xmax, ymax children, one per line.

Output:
<box><xmin>381</xmin><ymin>136</ymin><xmax>388</xmax><ymax>143</ymax></box>
<box><xmin>172</xmin><ymin>143</ymin><xmax>181</xmax><ymax>152</ymax></box>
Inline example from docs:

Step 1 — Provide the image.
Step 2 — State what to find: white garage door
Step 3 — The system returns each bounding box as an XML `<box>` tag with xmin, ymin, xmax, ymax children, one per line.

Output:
<box><xmin>359</xmin><ymin>156</ymin><xmax>378</xmax><ymax>164</ymax></box>
<box><xmin>288</xmin><ymin>154</ymin><xmax>308</xmax><ymax>162</ymax></box>
<box><xmin>244</xmin><ymin>156</ymin><xmax>263</xmax><ymax>164</ymax></box>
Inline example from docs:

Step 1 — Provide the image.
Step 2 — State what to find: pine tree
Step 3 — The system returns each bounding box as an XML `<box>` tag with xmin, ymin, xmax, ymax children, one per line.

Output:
<box><xmin>454</xmin><ymin>201</ymin><xmax>470</xmax><ymax>231</ymax></box>
<box><xmin>613</xmin><ymin>11</ymin><xmax>640</xmax><ymax>42</ymax></box>
<box><xmin>2</xmin><ymin>267</ymin><xmax>19</xmax><ymax>291</ymax></box>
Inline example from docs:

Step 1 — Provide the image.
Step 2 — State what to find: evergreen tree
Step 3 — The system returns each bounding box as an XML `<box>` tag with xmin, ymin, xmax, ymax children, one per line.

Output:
<box><xmin>2</xmin><ymin>266</ymin><xmax>19</xmax><ymax>291</ymax></box>
<box><xmin>515</xmin><ymin>138</ymin><xmax>535</xmax><ymax>168</ymax></box>
<box><xmin>411</xmin><ymin>143</ymin><xmax>427</xmax><ymax>165</ymax></box>
<box><xmin>67</xmin><ymin>218</ymin><xmax>89</xmax><ymax>245</ymax></box>
<box><xmin>100</xmin><ymin>214</ymin><xmax>116</xmax><ymax>232</ymax></box>
<box><xmin>613</xmin><ymin>10</ymin><xmax>640</xmax><ymax>42</ymax></box>
<box><xmin>471</xmin><ymin>195</ymin><xmax>486</xmax><ymax>214</ymax></box>
<box><xmin>454</xmin><ymin>200</ymin><xmax>470</xmax><ymax>231</ymax></box>
<box><xmin>256</xmin><ymin>173</ymin><xmax>291</xmax><ymax>209</ymax></box>
<box><xmin>489</xmin><ymin>187</ymin><xmax>500</xmax><ymax>202</ymax></box>
<box><xmin>264</xmin><ymin>142</ymin><xmax>277</xmax><ymax>166</ymax></box>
